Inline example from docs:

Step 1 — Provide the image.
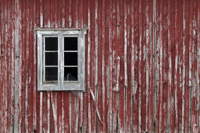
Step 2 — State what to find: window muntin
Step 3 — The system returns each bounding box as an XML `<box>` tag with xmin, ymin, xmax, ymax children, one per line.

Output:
<box><xmin>64</xmin><ymin>37</ymin><xmax>79</xmax><ymax>82</ymax></box>
<box><xmin>37</xmin><ymin>29</ymin><xmax>86</xmax><ymax>91</ymax></box>
<box><xmin>62</xmin><ymin>35</ymin><xmax>79</xmax><ymax>83</ymax></box>
<box><xmin>44</xmin><ymin>36</ymin><xmax>58</xmax><ymax>83</ymax></box>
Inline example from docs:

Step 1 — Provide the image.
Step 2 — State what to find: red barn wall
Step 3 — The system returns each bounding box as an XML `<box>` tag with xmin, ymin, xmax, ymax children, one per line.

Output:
<box><xmin>0</xmin><ymin>0</ymin><xmax>199</xmax><ymax>132</ymax></box>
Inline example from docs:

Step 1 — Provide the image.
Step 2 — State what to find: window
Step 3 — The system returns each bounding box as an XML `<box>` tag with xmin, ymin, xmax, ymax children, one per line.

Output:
<box><xmin>36</xmin><ymin>29</ymin><xmax>86</xmax><ymax>91</ymax></box>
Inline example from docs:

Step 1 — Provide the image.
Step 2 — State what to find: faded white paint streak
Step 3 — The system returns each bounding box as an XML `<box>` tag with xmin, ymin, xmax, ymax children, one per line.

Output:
<box><xmin>14</xmin><ymin>0</ymin><xmax>21</xmax><ymax>132</ymax></box>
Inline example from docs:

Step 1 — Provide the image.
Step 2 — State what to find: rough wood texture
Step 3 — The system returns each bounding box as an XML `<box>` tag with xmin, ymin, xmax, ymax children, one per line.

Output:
<box><xmin>0</xmin><ymin>0</ymin><xmax>199</xmax><ymax>132</ymax></box>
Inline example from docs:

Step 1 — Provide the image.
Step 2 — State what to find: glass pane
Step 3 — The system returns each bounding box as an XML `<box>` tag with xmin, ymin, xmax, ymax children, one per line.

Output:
<box><xmin>45</xmin><ymin>67</ymin><xmax>58</xmax><ymax>81</ymax></box>
<box><xmin>64</xmin><ymin>37</ymin><xmax>78</xmax><ymax>51</ymax></box>
<box><xmin>64</xmin><ymin>52</ymin><xmax>78</xmax><ymax>65</ymax></box>
<box><xmin>45</xmin><ymin>37</ymin><xmax>58</xmax><ymax>51</ymax></box>
<box><xmin>64</xmin><ymin>67</ymin><xmax>78</xmax><ymax>81</ymax></box>
<box><xmin>45</xmin><ymin>52</ymin><xmax>58</xmax><ymax>65</ymax></box>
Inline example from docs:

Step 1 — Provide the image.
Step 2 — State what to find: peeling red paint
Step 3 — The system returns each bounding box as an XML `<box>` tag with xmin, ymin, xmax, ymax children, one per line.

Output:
<box><xmin>0</xmin><ymin>0</ymin><xmax>199</xmax><ymax>132</ymax></box>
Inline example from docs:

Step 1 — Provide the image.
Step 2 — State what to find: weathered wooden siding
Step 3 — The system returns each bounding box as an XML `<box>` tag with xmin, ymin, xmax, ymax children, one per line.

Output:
<box><xmin>0</xmin><ymin>0</ymin><xmax>199</xmax><ymax>132</ymax></box>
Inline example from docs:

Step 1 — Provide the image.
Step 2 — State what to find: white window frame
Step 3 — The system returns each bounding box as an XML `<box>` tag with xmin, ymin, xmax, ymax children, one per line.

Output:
<box><xmin>36</xmin><ymin>28</ymin><xmax>86</xmax><ymax>91</ymax></box>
